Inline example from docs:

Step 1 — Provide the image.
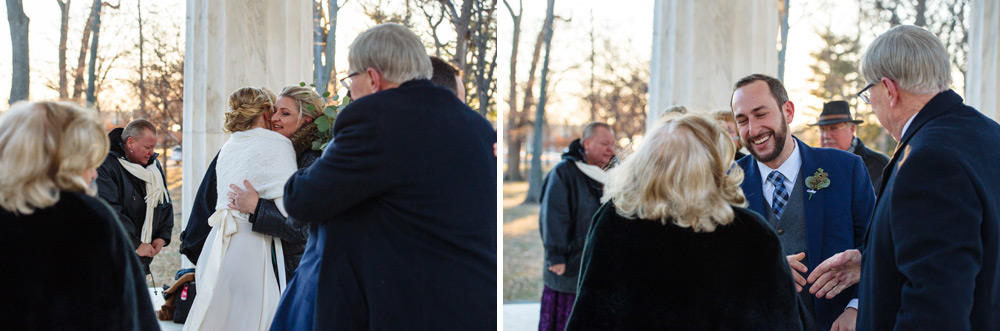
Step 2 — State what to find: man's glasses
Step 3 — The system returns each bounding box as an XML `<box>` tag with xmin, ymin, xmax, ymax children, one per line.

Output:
<box><xmin>819</xmin><ymin>122</ymin><xmax>850</xmax><ymax>133</ymax></box>
<box><xmin>857</xmin><ymin>83</ymin><xmax>875</xmax><ymax>104</ymax></box>
<box><xmin>340</xmin><ymin>71</ymin><xmax>361</xmax><ymax>91</ymax></box>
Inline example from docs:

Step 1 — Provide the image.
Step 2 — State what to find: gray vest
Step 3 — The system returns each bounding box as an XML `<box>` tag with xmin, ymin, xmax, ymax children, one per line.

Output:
<box><xmin>765</xmin><ymin>175</ymin><xmax>815</xmax><ymax>313</ymax></box>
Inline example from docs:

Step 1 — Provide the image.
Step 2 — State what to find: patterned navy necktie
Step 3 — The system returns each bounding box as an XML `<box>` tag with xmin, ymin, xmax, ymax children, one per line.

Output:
<box><xmin>767</xmin><ymin>170</ymin><xmax>789</xmax><ymax>219</ymax></box>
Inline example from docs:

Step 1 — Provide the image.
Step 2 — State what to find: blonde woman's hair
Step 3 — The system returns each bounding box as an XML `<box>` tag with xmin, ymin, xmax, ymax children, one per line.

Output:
<box><xmin>224</xmin><ymin>86</ymin><xmax>276</xmax><ymax>133</ymax></box>
<box><xmin>348</xmin><ymin>23</ymin><xmax>433</xmax><ymax>84</ymax></box>
<box><xmin>279</xmin><ymin>85</ymin><xmax>325</xmax><ymax>155</ymax></box>
<box><xmin>602</xmin><ymin>113</ymin><xmax>746</xmax><ymax>232</ymax></box>
<box><xmin>0</xmin><ymin>101</ymin><xmax>110</xmax><ymax>214</ymax></box>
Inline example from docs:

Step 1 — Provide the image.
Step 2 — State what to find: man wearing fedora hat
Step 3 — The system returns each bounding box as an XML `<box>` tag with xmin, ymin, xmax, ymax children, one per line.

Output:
<box><xmin>809</xmin><ymin>101</ymin><xmax>889</xmax><ymax>190</ymax></box>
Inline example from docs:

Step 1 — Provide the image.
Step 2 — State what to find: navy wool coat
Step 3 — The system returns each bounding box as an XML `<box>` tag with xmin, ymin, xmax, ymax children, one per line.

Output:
<box><xmin>269</xmin><ymin>79</ymin><xmax>497</xmax><ymax>330</ymax></box>
<box><xmin>858</xmin><ymin>90</ymin><xmax>1000</xmax><ymax>330</ymax></box>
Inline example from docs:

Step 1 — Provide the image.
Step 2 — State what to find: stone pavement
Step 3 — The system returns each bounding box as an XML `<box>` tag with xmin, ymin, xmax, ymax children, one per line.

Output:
<box><xmin>503</xmin><ymin>302</ymin><xmax>540</xmax><ymax>331</ymax></box>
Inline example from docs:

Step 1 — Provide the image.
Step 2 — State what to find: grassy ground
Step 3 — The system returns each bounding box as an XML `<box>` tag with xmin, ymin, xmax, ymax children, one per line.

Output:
<box><xmin>503</xmin><ymin>181</ymin><xmax>544</xmax><ymax>303</ymax></box>
<box><xmin>147</xmin><ymin>162</ymin><xmax>184</xmax><ymax>291</ymax></box>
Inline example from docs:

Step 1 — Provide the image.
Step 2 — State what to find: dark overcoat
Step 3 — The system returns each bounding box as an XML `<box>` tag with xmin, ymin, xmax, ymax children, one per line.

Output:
<box><xmin>270</xmin><ymin>79</ymin><xmax>497</xmax><ymax>330</ymax></box>
<box><xmin>0</xmin><ymin>191</ymin><xmax>160</xmax><ymax>330</ymax></box>
<box><xmin>566</xmin><ymin>203</ymin><xmax>814</xmax><ymax>330</ymax></box>
<box><xmin>858</xmin><ymin>90</ymin><xmax>1000</xmax><ymax>330</ymax></box>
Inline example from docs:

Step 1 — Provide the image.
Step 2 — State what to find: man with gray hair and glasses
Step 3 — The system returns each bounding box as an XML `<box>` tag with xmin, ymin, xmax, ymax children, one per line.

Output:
<box><xmin>807</xmin><ymin>25</ymin><xmax>1000</xmax><ymax>330</ymax></box>
<box><xmin>269</xmin><ymin>23</ymin><xmax>496</xmax><ymax>330</ymax></box>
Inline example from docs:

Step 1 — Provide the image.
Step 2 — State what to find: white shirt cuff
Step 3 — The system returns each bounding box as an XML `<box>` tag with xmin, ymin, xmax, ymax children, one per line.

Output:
<box><xmin>846</xmin><ymin>298</ymin><xmax>859</xmax><ymax>310</ymax></box>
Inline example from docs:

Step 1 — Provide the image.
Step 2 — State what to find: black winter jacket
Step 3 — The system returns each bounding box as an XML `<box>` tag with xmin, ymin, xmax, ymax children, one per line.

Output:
<box><xmin>180</xmin><ymin>149</ymin><xmax>317</xmax><ymax>278</ymax></box>
<box><xmin>96</xmin><ymin>128</ymin><xmax>173</xmax><ymax>271</ymax></box>
<box><xmin>539</xmin><ymin>139</ymin><xmax>604</xmax><ymax>293</ymax></box>
<box><xmin>851</xmin><ymin>137</ymin><xmax>890</xmax><ymax>191</ymax></box>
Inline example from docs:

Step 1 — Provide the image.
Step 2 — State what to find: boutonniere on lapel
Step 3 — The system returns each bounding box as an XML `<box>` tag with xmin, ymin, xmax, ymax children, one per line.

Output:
<box><xmin>805</xmin><ymin>168</ymin><xmax>830</xmax><ymax>200</ymax></box>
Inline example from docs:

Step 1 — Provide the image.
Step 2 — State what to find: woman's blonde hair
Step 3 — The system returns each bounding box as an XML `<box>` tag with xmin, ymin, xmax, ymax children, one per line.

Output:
<box><xmin>224</xmin><ymin>86</ymin><xmax>276</xmax><ymax>133</ymax></box>
<box><xmin>0</xmin><ymin>101</ymin><xmax>110</xmax><ymax>214</ymax></box>
<box><xmin>278</xmin><ymin>86</ymin><xmax>324</xmax><ymax>155</ymax></box>
<box><xmin>602</xmin><ymin>113</ymin><xmax>746</xmax><ymax>232</ymax></box>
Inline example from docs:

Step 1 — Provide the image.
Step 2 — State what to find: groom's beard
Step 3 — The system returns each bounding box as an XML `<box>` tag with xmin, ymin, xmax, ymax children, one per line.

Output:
<box><xmin>744</xmin><ymin>119</ymin><xmax>788</xmax><ymax>163</ymax></box>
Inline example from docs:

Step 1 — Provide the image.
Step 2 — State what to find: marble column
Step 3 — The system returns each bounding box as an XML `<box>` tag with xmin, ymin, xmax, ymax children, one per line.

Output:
<box><xmin>649</xmin><ymin>0</ymin><xmax>778</xmax><ymax>129</ymax></box>
<box><xmin>182</xmin><ymin>0</ymin><xmax>312</xmax><ymax>265</ymax></box>
<box><xmin>967</xmin><ymin>0</ymin><xmax>999</xmax><ymax>121</ymax></box>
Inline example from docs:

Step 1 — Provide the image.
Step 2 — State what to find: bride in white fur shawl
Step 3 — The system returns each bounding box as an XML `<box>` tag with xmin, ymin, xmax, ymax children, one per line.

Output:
<box><xmin>184</xmin><ymin>87</ymin><xmax>298</xmax><ymax>331</ymax></box>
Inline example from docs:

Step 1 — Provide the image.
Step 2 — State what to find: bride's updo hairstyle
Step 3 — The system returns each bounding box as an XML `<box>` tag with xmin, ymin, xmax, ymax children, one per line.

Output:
<box><xmin>224</xmin><ymin>87</ymin><xmax>276</xmax><ymax>133</ymax></box>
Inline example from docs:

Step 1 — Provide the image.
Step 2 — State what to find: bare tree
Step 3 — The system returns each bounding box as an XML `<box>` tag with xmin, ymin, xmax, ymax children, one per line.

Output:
<box><xmin>420</xmin><ymin>0</ymin><xmax>448</xmax><ymax>57</ymax></box>
<box><xmin>86</xmin><ymin>1</ymin><xmax>122</xmax><ymax>107</ymax></box>
<box><xmin>359</xmin><ymin>0</ymin><xmax>413</xmax><ymax>26</ymax></box>
<box><xmin>314</xmin><ymin>0</ymin><xmax>344</xmax><ymax>96</ymax></box>
<box><xmin>439</xmin><ymin>0</ymin><xmax>473</xmax><ymax>74</ymax></box>
<box><xmin>524</xmin><ymin>0</ymin><xmax>556</xmax><ymax>203</ymax></box>
<box><xmin>860</xmin><ymin>0</ymin><xmax>969</xmax><ymax>91</ymax></box>
<box><xmin>73</xmin><ymin>0</ymin><xmax>99</xmax><ymax>100</ymax></box>
<box><xmin>586</xmin><ymin>38</ymin><xmax>648</xmax><ymax>147</ymax></box>
<box><xmin>6</xmin><ymin>0</ymin><xmax>29</xmax><ymax>104</ymax></box>
<box><xmin>777</xmin><ymin>0</ymin><xmax>790</xmax><ymax>82</ymax></box>
<box><xmin>468</xmin><ymin>0</ymin><xmax>496</xmax><ymax>117</ymax></box>
<box><xmin>503</xmin><ymin>0</ymin><xmax>524</xmax><ymax>181</ymax></box>
<box><xmin>137</xmin><ymin>0</ymin><xmax>146</xmax><ymax>118</ymax></box>
<box><xmin>57</xmin><ymin>0</ymin><xmax>71</xmax><ymax>99</ymax></box>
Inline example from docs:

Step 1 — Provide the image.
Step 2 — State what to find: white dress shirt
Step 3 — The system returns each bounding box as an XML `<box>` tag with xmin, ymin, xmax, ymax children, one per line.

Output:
<box><xmin>756</xmin><ymin>141</ymin><xmax>801</xmax><ymax>207</ymax></box>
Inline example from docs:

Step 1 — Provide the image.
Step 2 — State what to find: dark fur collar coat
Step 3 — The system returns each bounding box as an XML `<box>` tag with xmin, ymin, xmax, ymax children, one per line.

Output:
<box><xmin>0</xmin><ymin>191</ymin><xmax>160</xmax><ymax>330</ymax></box>
<box><xmin>566</xmin><ymin>202</ymin><xmax>815</xmax><ymax>330</ymax></box>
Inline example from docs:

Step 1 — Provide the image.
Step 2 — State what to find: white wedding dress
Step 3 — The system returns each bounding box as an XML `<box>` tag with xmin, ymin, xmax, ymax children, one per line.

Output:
<box><xmin>183</xmin><ymin>128</ymin><xmax>298</xmax><ymax>331</ymax></box>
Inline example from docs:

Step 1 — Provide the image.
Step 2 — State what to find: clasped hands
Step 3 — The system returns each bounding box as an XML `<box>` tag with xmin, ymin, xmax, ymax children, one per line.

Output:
<box><xmin>787</xmin><ymin>249</ymin><xmax>862</xmax><ymax>299</ymax></box>
<box><xmin>136</xmin><ymin>238</ymin><xmax>166</xmax><ymax>257</ymax></box>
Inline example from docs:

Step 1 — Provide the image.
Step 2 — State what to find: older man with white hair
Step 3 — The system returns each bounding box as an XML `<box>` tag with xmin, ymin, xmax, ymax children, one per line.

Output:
<box><xmin>807</xmin><ymin>25</ymin><xmax>1000</xmax><ymax>331</ymax></box>
<box><xmin>268</xmin><ymin>23</ymin><xmax>497</xmax><ymax>330</ymax></box>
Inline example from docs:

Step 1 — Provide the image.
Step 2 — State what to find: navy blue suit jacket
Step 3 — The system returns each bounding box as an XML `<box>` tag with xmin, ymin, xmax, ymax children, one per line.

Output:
<box><xmin>858</xmin><ymin>90</ymin><xmax>1000</xmax><ymax>330</ymax></box>
<box><xmin>269</xmin><ymin>80</ymin><xmax>497</xmax><ymax>330</ymax></box>
<box><xmin>739</xmin><ymin>138</ymin><xmax>875</xmax><ymax>329</ymax></box>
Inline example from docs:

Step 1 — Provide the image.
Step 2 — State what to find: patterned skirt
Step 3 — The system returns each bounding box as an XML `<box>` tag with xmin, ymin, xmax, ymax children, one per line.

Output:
<box><xmin>538</xmin><ymin>285</ymin><xmax>576</xmax><ymax>331</ymax></box>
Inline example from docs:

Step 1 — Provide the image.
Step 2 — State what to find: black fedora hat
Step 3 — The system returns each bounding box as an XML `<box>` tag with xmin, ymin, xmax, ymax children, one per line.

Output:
<box><xmin>808</xmin><ymin>101</ymin><xmax>864</xmax><ymax>126</ymax></box>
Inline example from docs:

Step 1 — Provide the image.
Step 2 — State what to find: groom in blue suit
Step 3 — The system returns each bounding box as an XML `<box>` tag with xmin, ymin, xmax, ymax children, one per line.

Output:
<box><xmin>731</xmin><ymin>74</ymin><xmax>876</xmax><ymax>330</ymax></box>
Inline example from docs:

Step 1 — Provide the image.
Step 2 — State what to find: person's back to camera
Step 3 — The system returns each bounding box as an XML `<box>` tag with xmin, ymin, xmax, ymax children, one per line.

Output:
<box><xmin>566</xmin><ymin>113</ymin><xmax>813</xmax><ymax>330</ymax></box>
<box><xmin>0</xmin><ymin>101</ymin><xmax>160</xmax><ymax>330</ymax></box>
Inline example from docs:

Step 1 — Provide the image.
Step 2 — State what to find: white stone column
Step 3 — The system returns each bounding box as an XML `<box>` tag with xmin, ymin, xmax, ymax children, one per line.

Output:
<box><xmin>649</xmin><ymin>0</ymin><xmax>778</xmax><ymax>129</ymax></box>
<box><xmin>182</xmin><ymin>0</ymin><xmax>312</xmax><ymax>265</ymax></box>
<box><xmin>967</xmin><ymin>0</ymin><xmax>999</xmax><ymax>121</ymax></box>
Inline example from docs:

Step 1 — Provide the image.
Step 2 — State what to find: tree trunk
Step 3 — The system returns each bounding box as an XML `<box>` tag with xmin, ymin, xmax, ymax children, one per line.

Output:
<box><xmin>524</xmin><ymin>0</ymin><xmax>555</xmax><ymax>203</ymax></box>
<box><xmin>473</xmin><ymin>0</ymin><xmax>495</xmax><ymax>116</ymax></box>
<box><xmin>313</xmin><ymin>0</ymin><xmax>325</xmax><ymax>90</ymax></box>
<box><xmin>73</xmin><ymin>0</ymin><xmax>99</xmax><ymax>100</ymax></box>
<box><xmin>58</xmin><ymin>0</ymin><xmax>71</xmax><ymax>99</ymax></box>
<box><xmin>503</xmin><ymin>0</ymin><xmax>522</xmax><ymax>181</ymax></box>
<box><xmin>86</xmin><ymin>1</ymin><xmax>104</xmax><ymax>107</ymax></box>
<box><xmin>777</xmin><ymin>0</ymin><xmax>789</xmax><ymax>82</ymax></box>
<box><xmin>914</xmin><ymin>0</ymin><xmax>926</xmax><ymax>27</ymax></box>
<box><xmin>325</xmin><ymin>0</ymin><xmax>338</xmax><ymax>95</ymax></box>
<box><xmin>6</xmin><ymin>0</ymin><xmax>29</xmax><ymax>104</ymax></box>
<box><xmin>137</xmin><ymin>0</ymin><xmax>146</xmax><ymax>118</ymax></box>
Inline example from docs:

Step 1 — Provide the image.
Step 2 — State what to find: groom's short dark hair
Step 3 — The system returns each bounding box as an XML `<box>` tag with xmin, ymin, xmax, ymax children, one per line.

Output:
<box><xmin>733</xmin><ymin>74</ymin><xmax>789</xmax><ymax>109</ymax></box>
<box><xmin>430</xmin><ymin>56</ymin><xmax>460</xmax><ymax>96</ymax></box>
